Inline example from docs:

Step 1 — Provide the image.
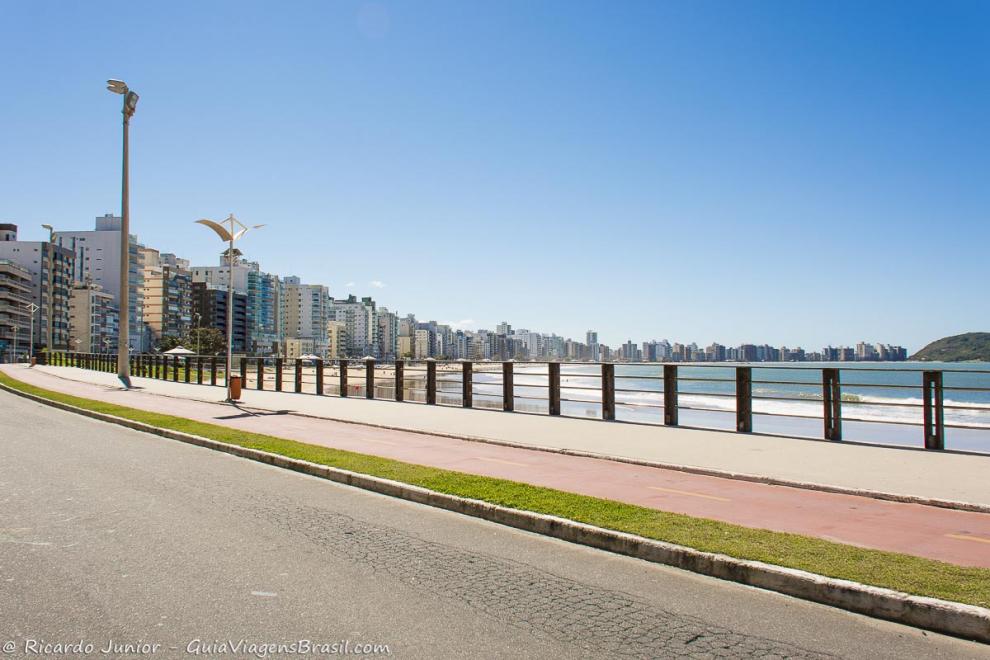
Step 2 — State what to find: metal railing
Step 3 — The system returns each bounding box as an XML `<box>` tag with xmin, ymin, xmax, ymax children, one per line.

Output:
<box><xmin>46</xmin><ymin>352</ymin><xmax>990</xmax><ymax>453</ymax></box>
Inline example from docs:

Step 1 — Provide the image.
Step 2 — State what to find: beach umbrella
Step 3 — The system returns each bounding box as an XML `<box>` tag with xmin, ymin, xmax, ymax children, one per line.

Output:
<box><xmin>163</xmin><ymin>346</ymin><xmax>195</xmax><ymax>355</ymax></box>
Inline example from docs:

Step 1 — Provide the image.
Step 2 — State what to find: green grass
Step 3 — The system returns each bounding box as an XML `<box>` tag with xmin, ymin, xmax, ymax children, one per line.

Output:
<box><xmin>2</xmin><ymin>368</ymin><xmax>989</xmax><ymax>608</ymax></box>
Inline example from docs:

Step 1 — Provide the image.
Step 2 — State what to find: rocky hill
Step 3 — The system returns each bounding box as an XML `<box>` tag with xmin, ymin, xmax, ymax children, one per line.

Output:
<box><xmin>911</xmin><ymin>332</ymin><xmax>990</xmax><ymax>362</ymax></box>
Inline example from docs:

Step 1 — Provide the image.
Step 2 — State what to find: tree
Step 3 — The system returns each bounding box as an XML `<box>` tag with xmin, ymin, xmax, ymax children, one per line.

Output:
<box><xmin>156</xmin><ymin>335</ymin><xmax>184</xmax><ymax>352</ymax></box>
<box><xmin>156</xmin><ymin>327</ymin><xmax>226</xmax><ymax>355</ymax></box>
<box><xmin>186</xmin><ymin>327</ymin><xmax>226</xmax><ymax>355</ymax></box>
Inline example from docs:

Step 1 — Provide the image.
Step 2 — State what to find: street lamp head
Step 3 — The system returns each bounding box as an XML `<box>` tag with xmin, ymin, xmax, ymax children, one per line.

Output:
<box><xmin>41</xmin><ymin>224</ymin><xmax>53</xmax><ymax>231</ymax></box>
<box><xmin>124</xmin><ymin>90</ymin><xmax>139</xmax><ymax>117</ymax></box>
<box><xmin>106</xmin><ymin>79</ymin><xmax>128</xmax><ymax>94</ymax></box>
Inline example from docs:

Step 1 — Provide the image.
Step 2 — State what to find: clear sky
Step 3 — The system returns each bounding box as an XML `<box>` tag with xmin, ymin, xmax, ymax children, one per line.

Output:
<box><xmin>1</xmin><ymin>1</ymin><xmax>987</xmax><ymax>351</ymax></box>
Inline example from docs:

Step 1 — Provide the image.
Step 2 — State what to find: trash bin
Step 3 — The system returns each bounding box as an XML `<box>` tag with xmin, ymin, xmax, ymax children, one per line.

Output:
<box><xmin>30</xmin><ymin>357</ymin><xmax>37</xmax><ymax>367</ymax></box>
<box><xmin>229</xmin><ymin>375</ymin><xmax>242</xmax><ymax>400</ymax></box>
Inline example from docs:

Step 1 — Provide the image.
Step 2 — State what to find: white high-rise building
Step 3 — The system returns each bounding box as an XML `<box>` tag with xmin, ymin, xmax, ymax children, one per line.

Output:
<box><xmin>283</xmin><ymin>276</ymin><xmax>329</xmax><ymax>355</ymax></box>
<box><xmin>55</xmin><ymin>214</ymin><xmax>144</xmax><ymax>350</ymax></box>
<box><xmin>329</xmin><ymin>295</ymin><xmax>377</xmax><ymax>357</ymax></box>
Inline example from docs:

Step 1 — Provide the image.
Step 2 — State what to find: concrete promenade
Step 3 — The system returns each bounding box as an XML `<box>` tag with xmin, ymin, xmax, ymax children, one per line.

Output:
<box><xmin>5</xmin><ymin>364</ymin><xmax>990</xmax><ymax>568</ymax></box>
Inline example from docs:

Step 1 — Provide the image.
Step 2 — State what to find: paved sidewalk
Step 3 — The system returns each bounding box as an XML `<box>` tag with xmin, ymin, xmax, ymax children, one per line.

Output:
<box><xmin>27</xmin><ymin>364</ymin><xmax>990</xmax><ymax>506</ymax></box>
<box><xmin>5</xmin><ymin>364</ymin><xmax>990</xmax><ymax>568</ymax></box>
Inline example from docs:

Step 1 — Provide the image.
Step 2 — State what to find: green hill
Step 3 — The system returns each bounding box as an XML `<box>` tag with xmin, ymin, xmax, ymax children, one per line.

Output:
<box><xmin>911</xmin><ymin>332</ymin><xmax>990</xmax><ymax>362</ymax></box>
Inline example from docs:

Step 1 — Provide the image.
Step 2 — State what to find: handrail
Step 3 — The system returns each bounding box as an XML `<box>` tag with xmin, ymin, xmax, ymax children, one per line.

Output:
<box><xmin>49</xmin><ymin>352</ymin><xmax>990</xmax><ymax>454</ymax></box>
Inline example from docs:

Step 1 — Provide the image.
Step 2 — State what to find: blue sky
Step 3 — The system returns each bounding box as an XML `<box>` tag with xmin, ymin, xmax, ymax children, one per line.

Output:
<box><xmin>1</xmin><ymin>1</ymin><xmax>987</xmax><ymax>351</ymax></box>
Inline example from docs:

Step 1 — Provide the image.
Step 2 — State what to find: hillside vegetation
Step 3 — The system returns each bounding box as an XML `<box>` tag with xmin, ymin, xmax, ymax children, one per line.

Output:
<box><xmin>911</xmin><ymin>332</ymin><xmax>990</xmax><ymax>362</ymax></box>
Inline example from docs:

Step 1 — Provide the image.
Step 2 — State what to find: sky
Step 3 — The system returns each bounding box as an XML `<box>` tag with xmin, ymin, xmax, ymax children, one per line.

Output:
<box><xmin>1</xmin><ymin>1</ymin><xmax>987</xmax><ymax>352</ymax></box>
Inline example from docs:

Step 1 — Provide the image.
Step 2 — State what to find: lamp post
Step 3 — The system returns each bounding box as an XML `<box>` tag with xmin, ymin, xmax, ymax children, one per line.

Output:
<box><xmin>192</xmin><ymin>311</ymin><xmax>201</xmax><ymax>356</ymax></box>
<box><xmin>25</xmin><ymin>302</ymin><xmax>39</xmax><ymax>362</ymax></box>
<box><xmin>106</xmin><ymin>78</ymin><xmax>139</xmax><ymax>387</ymax></box>
<box><xmin>41</xmin><ymin>224</ymin><xmax>56</xmax><ymax>352</ymax></box>
<box><xmin>194</xmin><ymin>215</ymin><xmax>264</xmax><ymax>401</ymax></box>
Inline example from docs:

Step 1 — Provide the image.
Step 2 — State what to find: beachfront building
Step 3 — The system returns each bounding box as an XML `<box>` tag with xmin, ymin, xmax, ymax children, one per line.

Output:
<box><xmin>326</xmin><ymin>320</ymin><xmax>346</xmax><ymax>359</ymax></box>
<box><xmin>191</xmin><ymin>282</ymin><xmax>248</xmax><ymax>353</ymax></box>
<box><xmin>285</xmin><ymin>337</ymin><xmax>317</xmax><ymax>360</ymax></box>
<box><xmin>191</xmin><ymin>253</ymin><xmax>281</xmax><ymax>355</ymax></box>
<box><xmin>140</xmin><ymin>248</ymin><xmax>192</xmax><ymax>348</ymax></box>
<box><xmin>55</xmin><ymin>214</ymin><xmax>144</xmax><ymax>351</ymax></box>
<box><xmin>376</xmin><ymin>307</ymin><xmax>398</xmax><ymax>360</ymax></box>
<box><xmin>329</xmin><ymin>294</ymin><xmax>376</xmax><ymax>358</ymax></box>
<box><xmin>414</xmin><ymin>329</ymin><xmax>431</xmax><ymax>359</ymax></box>
<box><xmin>69</xmin><ymin>282</ymin><xmax>119</xmax><ymax>354</ymax></box>
<box><xmin>0</xmin><ymin>258</ymin><xmax>33</xmax><ymax>360</ymax></box>
<box><xmin>283</xmin><ymin>276</ymin><xmax>330</xmax><ymax>356</ymax></box>
<box><xmin>0</xmin><ymin>224</ymin><xmax>75</xmax><ymax>351</ymax></box>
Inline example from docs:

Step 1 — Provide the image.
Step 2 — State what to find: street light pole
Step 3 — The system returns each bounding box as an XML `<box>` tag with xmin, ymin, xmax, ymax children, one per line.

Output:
<box><xmin>194</xmin><ymin>215</ymin><xmax>264</xmax><ymax>402</ymax></box>
<box><xmin>107</xmin><ymin>79</ymin><xmax>139</xmax><ymax>387</ymax></box>
<box><xmin>26</xmin><ymin>302</ymin><xmax>38</xmax><ymax>363</ymax></box>
<box><xmin>193</xmin><ymin>311</ymin><xmax>201</xmax><ymax>356</ymax></box>
<box><xmin>41</xmin><ymin>224</ymin><xmax>55</xmax><ymax>352</ymax></box>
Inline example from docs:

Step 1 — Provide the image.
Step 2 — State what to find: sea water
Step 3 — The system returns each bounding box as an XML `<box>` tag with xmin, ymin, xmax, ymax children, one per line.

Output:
<box><xmin>445</xmin><ymin>362</ymin><xmax>990</xmax><ymax>453</ymax></box>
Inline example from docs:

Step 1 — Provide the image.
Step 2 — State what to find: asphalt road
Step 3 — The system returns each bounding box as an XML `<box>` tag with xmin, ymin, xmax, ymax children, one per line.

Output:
<box><xmin>0</xmin><ymin>390</ymin><xmax>986</xmax><ymax>659</ymax></box>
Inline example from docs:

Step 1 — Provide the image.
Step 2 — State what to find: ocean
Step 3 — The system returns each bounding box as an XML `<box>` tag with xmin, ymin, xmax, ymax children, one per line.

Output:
<box><xmin>428</xmin><ymin>361</ymin><xmax>990</xmax><ymax>453</ymax></box>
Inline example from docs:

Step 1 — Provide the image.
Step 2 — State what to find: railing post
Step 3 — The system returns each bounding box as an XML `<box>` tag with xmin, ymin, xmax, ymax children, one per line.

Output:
<box><xmin>316</xmin><ymin>359</ymin><xmax>324</xmax><ymax>395</ymax></box>
<box><xmin>365</xmin><ymin>357</ymin><xmax>375</xmax><ymax>399</ymax></box>
<box><xmin>736</xmin><ymin>366</ymin><xmax>753</xmax><ymax>433</ymax></box>
<box><xmin>240</xmin><ymin>357</ymin><xmax>247</xmax><ymax>387</ymax></box>
<box><xmin>462</xmin><ymin>360</ymin><xmax>473</xmax><ymax>408</ymax></box>
<box><xmin>426</xmin><ymin>359</ymin><xmax>437</xmax><ymax>405</ymax></box>
<box><xmin>502</xmin><ymin>361</ymin><xmax>514</xmax><ymax>411</ymax></box>
<box><xmin>394</xmin><ymin>360</ymin><xmax>404</xmax><ymax>402</ymax></box>
<box><xmin>823</xmin><ymin>368</ymin><xmax>842</xmax><ymax>441</ymax></box>
<box><xmin>172</xmin><ymin>355</ymin><xmax>180</xmax><ymax>382</ymax></box>
<box><xmin>601</xmin><ymin>363</ymin><xmax>615</xmax><ymax>421</ymax></box>
<box><xmin>923</xmin><ymin>370</ymin><xmax>945</xmax><ymax>450</ymax></box>
<box><xmin>275</xmin><ymin>358</ymin><xmax>283</xmax><ymax>391</ymax></box>
<box><xmin>196</xmin><ymin>357</ymin><xmax>203</xmax><ymax>384</ymax></box>
<box><xmin>548</xmin><ymin>362</ymin><xmax>561</xmax><ymax>415</ymax></box>
<box><xmin>295</xmin><ymin>358</ymin><xmax>303</xmax><ymax>393</ymax></box>
<box><xmin>257</xmin><ymin>358</ymin><xmax>264</xmax><ymax>390</ymax></box>
<box><xmin>184</xmin><ymin>356</ymin><xmax>191</xmax><ymax>383</ymax></box>
<box><xmin>663</xmin><ymin>365</ymin><xmax>678</xmax><ymax>426</ymax></box>
<box><xmin>339</xmin><ymin>359</ymin><xmax>349</xmax><ymax>397</ymax></box>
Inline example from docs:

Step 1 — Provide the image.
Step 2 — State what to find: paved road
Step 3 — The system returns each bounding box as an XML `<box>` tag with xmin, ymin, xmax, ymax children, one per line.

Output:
<box><xmin>0</xmin><ymin>390</ymin><xmax>985</xmax><ymax>659</ymax></box>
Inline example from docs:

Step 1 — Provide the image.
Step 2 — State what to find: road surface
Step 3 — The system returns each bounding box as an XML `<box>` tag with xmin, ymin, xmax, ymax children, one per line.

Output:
<box><xmin>0</xmin><ymin>390</ymin><xmax>985</xmax><ymax>658</ymax></box>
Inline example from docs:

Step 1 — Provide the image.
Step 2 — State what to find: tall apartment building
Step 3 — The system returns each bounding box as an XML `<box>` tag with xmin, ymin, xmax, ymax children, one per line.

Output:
<box><xmin>140</xmin><ymin>248</ymin><xmax>192</xmax><ymax>348</ymax></box>
<box><xmin>326</xmin><ymin>320</ymin><xmax>347</xmax><ymax>359</ymax></box>
<box><xmin>0</xmin><ymin>258</ymin><xmax>33</xmax><ymax>359</ymax></box>
<box><xmin>283</xmin><ymin>276</ymin><xmax>330</xmax><ymax>356</ymax></box>
<box><xmin>414</xmin><ymin>329</ymin><xmax>431</xmax><ymax>359</ymax></box>
<box><xmin>586</xmin><ymin>330</ymin><xmax>599</xmax><ymax>361</ymax></box>
<box><xmin>0</xmin><ymin>224</ymin><xmax>75</xmax><ymax>350</ymax></box>
<box><xmin>191</xmin><ymin>254</ymin><xmax>281</xmax><ymax>355</ymax></box>
<box><xmin>329</xmin><ymin>294</ymin><xmax>376</xmax><ymax>357</ymax></box>
<box><xmin>68</xmin><ymin>282</ymin><xmax>119</xmax><ymax>353</ymax></box>
<box><xmin>376</xmin><ymin>307</ymin><xmax>398</xmax><ymax>360</ymax></box>
<box><xmin>191</xmin><ymin>282</ymin><xmax>248</xmax><ymax>353</ymax></box>
<box><xmin>55</xmin><ymin>214</ymin><xmax>144</xmax><ymax>351</ymax></box>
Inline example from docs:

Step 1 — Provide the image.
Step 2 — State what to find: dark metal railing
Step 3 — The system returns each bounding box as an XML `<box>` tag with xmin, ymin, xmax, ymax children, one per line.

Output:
<box><xmin>47</xmin><ymin>353</ymin><xmax>990</xmax><ymax>453</ymax></box>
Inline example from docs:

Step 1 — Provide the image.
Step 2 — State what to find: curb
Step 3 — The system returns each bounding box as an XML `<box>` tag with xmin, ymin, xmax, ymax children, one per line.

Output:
<box><xmin>22</xmin><ymin>366</ymin><xmax>990</xmax><ymax>514</ymax></box>
<box><xmin>2</xmin><ymin>378</ymin><xmax>989</xmax><ymax>643</ymax></box>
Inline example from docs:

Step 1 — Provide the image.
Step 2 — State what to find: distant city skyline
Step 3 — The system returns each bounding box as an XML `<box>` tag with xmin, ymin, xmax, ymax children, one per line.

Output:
<box><xmin>2</xmin><ymin>2</ymin><xmax>988</xmax><ymax>351</ymax></box>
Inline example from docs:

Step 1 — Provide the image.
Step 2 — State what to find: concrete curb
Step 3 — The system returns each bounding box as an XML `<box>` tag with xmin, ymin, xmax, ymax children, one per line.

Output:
<box><xmin>24</xmin><ymin>366</ymin><xmax>990</xmax><ymax>514</ymax></box>
<box><xmin>3</xmin><ymin>378</ymin><xmax>989</xmax><ymax>643</ymax></box>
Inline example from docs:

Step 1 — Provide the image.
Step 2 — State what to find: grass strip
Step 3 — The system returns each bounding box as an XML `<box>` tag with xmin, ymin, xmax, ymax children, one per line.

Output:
<box><xmin>2</xmin><ymin>369</ymin><xmax>988</xmax><ymax>608</ymax></box>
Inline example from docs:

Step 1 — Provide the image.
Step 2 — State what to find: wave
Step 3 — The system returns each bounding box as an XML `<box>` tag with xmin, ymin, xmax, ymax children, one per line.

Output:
<box><xmin>467</xmin><ymin>372</ymin><xmax>990</xmax><ymax>428</ymax></box>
